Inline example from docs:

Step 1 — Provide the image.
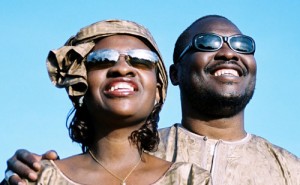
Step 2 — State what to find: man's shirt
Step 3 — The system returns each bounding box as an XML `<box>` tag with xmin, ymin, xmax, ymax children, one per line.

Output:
<box><xmin>154</xmin><ymin>124</ymin><xmax>300</xmax><ymax>185</ymax></box>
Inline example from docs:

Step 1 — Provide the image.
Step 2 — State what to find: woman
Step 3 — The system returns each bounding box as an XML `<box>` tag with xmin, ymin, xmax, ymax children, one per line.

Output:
<box><xmin>25</xmin><ymin>19</ymin><xmax>211</xmax><ymax>185</ymax></box>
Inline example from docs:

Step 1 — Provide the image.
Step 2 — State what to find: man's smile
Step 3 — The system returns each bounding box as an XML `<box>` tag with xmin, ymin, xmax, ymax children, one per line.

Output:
<box><xmin>213</xmin><ymin>69</ymin><xmax>239</xmax><ymax>77</ymax></box>
<box><xmin>206</xmin><ymin>61</ymin><xmax>246</xmax><ymax>78</ymax></box>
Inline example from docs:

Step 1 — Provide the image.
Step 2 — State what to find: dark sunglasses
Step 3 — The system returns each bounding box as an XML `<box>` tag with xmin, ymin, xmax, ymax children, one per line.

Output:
<box><xmin>178</xmin><ymin>33</ymin><xmax>256</xmax><ymax>62</ymax></box>
<box><xmin>87</xmin><ymin>49</ymin><xmax>159</xmax><ymax>68</ymax></box>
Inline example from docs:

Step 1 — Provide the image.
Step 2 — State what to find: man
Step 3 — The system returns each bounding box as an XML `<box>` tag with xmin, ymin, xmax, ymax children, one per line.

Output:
<box><xmin>4</xmin><ymin>15</ymin><xmax>300</xmax><ymax>185</ymax></box>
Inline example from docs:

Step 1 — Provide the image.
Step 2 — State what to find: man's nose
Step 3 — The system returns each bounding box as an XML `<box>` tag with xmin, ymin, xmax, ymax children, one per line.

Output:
<box><xmin>214</xmin><ymin>43</ymin><xmax>239</xmax><ymax>61</ymax></box>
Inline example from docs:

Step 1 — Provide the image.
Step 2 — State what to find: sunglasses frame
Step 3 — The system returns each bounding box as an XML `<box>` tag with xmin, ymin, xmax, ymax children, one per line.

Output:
<box><xmin>178</xmin><ymin>33</ymin><xmax>256</xmax><ymax>63</ymax></box>
<box><xmin>87</xmin><ymin>49</ymin><xmax>159</xmax><ymax>66</ymax></box>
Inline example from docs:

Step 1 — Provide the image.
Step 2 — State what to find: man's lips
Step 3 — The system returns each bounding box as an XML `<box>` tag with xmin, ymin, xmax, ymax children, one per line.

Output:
<box><xmin>206</xmin><ymin>61</ymin><xmax>246</xmax><ymax>77</ymax></box>
<box><xmin>214</xmin><ymin>69</ymin><xmax>239</xmax><ymax>77</ymax></box>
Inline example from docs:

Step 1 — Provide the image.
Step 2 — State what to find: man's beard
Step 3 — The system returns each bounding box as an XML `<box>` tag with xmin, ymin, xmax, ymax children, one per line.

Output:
<box><xmin>181</xmin><ymin>79</ymin><xmax>256</xmax><ymax>118</ymax></box>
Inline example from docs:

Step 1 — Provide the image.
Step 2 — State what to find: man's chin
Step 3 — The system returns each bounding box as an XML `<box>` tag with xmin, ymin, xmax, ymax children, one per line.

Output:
<box><xmin>203</xmin><ymin>106</ymin><xmax>245</xmax><ymax>119</ymax></box>
<box><xmin>190</xmin><ymin>93</ymin><xmax>253</xmax><ymax>118</ymax></box>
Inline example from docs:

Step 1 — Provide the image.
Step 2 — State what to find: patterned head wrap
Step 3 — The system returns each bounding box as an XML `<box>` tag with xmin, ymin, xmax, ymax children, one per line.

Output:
<box><xmin>46</xmin><ymin>19</ymin><xmax>168</xmax><ymax>107</ymax></box>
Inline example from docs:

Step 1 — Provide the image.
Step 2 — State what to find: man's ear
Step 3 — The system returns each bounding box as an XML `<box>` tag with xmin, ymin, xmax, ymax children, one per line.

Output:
<box><xmin>170</xmin><ymin>64</ymin><xmax>179</xmax><ymax>85</ymax></box>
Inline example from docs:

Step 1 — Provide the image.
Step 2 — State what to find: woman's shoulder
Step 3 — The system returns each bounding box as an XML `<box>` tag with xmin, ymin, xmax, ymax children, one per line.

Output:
<box><xmin>154</xmin><ymin>162</ymin><xmax>211</xmax><ymax>185</ymax></box>
<box><xmin>25</xmin><ymin>160</ymin><xmax>78</xmax><ymax>185</ymax></box>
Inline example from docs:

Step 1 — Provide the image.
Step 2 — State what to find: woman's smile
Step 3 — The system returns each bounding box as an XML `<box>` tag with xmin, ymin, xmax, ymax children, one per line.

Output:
<box><xmin>104</xmin><ymin>77</ymin><xmax>138</xmax><ymax>97</ymax></box>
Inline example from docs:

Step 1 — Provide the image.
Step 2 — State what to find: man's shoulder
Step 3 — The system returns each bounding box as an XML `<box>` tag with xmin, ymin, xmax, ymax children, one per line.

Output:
<box><xmin>153</xmin><ymin>124</ymin><xmax>182</xmax><ymax>160</ymax></box>
<box><xmin>251</xmin><ymin>134</ymin><xmax>300</xmax><ymax>183</ymax></box>
<box><xmin>250</xmin><ymin>134</ymin><xmax>299</xmax><ymax>163</ymax></box>
<box><xmin>158</xmin><ymin>123</ymin><xmax>179</xmax><ymax>132</ymax></box>
<box><xmin>158</xmin><ymin>123</ymin><xmax>180</xmax><ymax>136</ymax></box>
<box><xmin>158</xmin><ymin>123</ymin><xmax>190</xmax><ymax>141</ymax></box>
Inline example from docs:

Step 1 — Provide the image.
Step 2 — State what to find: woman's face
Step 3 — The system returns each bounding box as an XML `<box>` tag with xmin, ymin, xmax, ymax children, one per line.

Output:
<box><xmin>84</xmin><ymin>35</ymin><xmax>160</xmax><ymax>127</ymax></box>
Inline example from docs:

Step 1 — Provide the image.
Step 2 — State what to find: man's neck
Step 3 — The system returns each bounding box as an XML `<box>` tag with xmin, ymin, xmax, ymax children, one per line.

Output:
<box><xmin>181</xmin><ymin>111</ymin><xmax>246</xmax><ymax>141</ymax></box>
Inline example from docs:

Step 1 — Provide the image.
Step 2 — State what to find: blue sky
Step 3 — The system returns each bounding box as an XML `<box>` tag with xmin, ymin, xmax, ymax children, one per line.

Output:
<box><xmin>1</xmin><ymin>1</ymin><xmax>299</xmax><ymax>175</ymax></box>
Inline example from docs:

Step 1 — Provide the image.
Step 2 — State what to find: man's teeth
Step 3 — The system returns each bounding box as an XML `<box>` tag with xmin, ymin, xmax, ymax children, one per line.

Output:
<box><xmin>109</xmin><ymin>83</ymin><xmax>134</xmax><ymax>91</ymax></box>
<box><xmin>214</xmin><ymin>69</ymin><xmax>239</xmax><ymax>77</ymax></box>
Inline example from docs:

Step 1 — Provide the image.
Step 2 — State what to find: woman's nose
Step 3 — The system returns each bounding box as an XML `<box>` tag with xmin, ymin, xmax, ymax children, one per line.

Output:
<box><xmin>107</xmin><ymin>55</ymin><xmax>136</xmax><ymax>77</ymax></box>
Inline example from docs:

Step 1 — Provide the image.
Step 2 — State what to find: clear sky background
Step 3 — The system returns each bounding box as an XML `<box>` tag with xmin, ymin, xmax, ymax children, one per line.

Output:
<box><xmin>1</xmin><ymin>0</ymin><xmax>299</xmax><ymax>176</ymax></box>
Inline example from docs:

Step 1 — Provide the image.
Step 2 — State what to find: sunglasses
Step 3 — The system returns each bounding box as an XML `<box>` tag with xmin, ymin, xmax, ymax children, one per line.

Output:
<box><xmin>178</xmin><ymin>33</ymin><xmax>256</xmax><ymax>62</ymax></box>
<box><xmin>87</xmin><ymin>49</ymin><xmax>159</xmax><ymax>68</ymax></box>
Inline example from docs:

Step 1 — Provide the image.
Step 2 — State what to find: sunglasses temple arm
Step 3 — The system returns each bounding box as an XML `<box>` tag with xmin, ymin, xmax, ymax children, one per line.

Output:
<box><xmin>177</xmin><ymin>43</ymin><xmax>192</xmax><ymax>63</ymax></box>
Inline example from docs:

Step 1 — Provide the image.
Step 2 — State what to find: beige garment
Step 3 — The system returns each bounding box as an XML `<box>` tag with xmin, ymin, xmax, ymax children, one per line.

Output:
<box><xmin>154</xmin><ymin>124</ymin><xmax>300</xmax><ymax>185</ymax></box>
<box><xmin>26</xmin><ymin>160</ymin><xmax>211</xmax><ymax>185</ymax></box>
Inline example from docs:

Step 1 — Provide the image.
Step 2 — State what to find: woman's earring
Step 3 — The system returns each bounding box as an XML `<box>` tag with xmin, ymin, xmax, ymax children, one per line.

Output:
<box><xmin>78</xmin><ymin>96</ymin><xmax>84</xmax><ymax>107</ymax></box>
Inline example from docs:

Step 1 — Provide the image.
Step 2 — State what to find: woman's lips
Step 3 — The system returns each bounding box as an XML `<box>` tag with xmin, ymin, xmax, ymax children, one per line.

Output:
<box><xmin>104</xmin><ymin>80</ymin><xmax>138</xmax><ymax>97</ymax></box>
<box><xmin>107</xmin><ymin>82</ymin><xmax>135</xmax><ymax>92</ymax></box>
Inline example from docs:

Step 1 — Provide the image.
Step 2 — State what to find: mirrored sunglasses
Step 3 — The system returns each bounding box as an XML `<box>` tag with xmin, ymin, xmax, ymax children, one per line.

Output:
<box><xmin>87</xmin><ymin>49</ymin><xmax>159</xmax><ymax>68</ymax></box>
<box><xmin>178</xmin><ymin>33</ymin><xmax>256</xmax><ymax>62</ymax></box>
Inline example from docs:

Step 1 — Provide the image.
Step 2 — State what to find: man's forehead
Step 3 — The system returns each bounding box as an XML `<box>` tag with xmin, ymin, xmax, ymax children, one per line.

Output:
<box><xmin>191</xmin><ymin>17</ymin><xmax>241</xmax><ymax>36</ymax></box>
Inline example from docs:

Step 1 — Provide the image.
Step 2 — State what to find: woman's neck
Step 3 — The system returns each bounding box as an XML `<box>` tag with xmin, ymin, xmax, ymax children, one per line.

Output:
<box><xmin>90</xmin><ymin>128</ymin><xmax>142</xmax><ymax>166</ymax></box>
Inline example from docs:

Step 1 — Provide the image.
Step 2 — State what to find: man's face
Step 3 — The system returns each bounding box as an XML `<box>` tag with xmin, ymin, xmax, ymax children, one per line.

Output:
<box><xmin>172</xmin><ymin>17</ymin><xmax>257</xmax><ymax>118</ymax></box>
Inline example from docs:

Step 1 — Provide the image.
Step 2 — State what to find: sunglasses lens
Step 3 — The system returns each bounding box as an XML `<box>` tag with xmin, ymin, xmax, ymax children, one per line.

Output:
<box><xmin>127</xmin><ymin>49</ymin><xmax>158</xmax><ymax>68</ymax></box>
<box><xmin>230</xmin><ymin>36</ymin><xmax>255</xmax><ymax>53</ymax></box>
<box><xmin>87</xmin><ymin>49</ymin><xmax>158</xmax><ymax>69</ymax></box>
<box><xmin>195</xmin><ymin>34</ymin><xmax>222</xmax><ymax>51</ymax></box>
<box><xmin>127</xmin><ymin>49</ymin><xmax>158</xmax><ymax>63</ymax></box>
<box><xmin>87</xmin><ymin>49</ymin><xmax>119</xmax><ymax>63</ymax></box>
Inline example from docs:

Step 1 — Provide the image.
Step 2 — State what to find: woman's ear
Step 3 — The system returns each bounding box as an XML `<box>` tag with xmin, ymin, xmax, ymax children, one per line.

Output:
<box><xmin>155</xmin><ymin>83</ymin><xmax>161</xmax><ymax>104</ymax></box>
<box><xmin>170</xmin><ymin>64</ymin><xmax>179</xmax><ymax>85</ymax></box>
